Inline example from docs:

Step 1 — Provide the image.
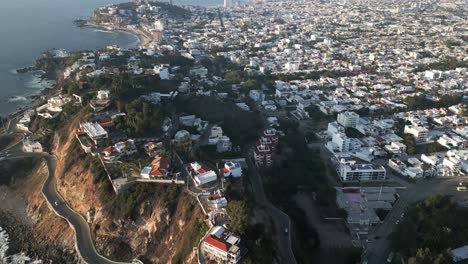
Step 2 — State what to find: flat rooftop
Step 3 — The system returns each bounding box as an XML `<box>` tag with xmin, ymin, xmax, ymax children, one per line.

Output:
<box><xmin>82</xmin><ymin>122</ymin><xmax>107</xmax><ymax>138</ymax></box>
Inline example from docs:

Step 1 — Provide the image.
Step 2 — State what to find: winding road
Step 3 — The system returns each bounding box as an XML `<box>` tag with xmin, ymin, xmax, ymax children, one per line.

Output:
<box><xmin>1</xmin><ymin>151</ymin><xmax>141</xmax><ymax>264</ymax></box>
<box><xmin>245</xmin><ymin>149</ymin><xmax>297</xmax><ymax>264</ymax></box>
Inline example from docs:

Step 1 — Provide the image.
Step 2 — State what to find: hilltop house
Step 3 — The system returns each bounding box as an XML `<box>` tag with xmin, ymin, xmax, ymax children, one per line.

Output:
<box><xmin>202</xmin><ymin>226</ymin><xmax>242</xmax><ymax>264</ymax></box>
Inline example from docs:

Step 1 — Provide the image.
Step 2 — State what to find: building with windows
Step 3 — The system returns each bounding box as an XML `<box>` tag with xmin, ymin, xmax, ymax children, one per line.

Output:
<box><xmin>338</xmin><ymin>163</ymin><xmax>386</xmax><ymax>182</ymax></box>
<box><xmin>404</xmin><ymin>125</ymin><xmax>428</xmax><ymax>144</ymax></box>
<box><xmin>253</xmin><ymin>129</ymin><xmax>279</xmax><ymax>167</ymax></box>
<box><xmin>202</xmin><ymin>226</ymin><xmax>241</xmax><ymax>264</ymax></box>
<box><xmin>254</xmin><ymin>142</ymin><xmax>274</xmax><ymax>167</ymax></box>
<box><xmin>332</xmin><ymin>133</ymin><xmax>351</xmax><ymax>152</ymax></box>
<box><xmin>337</xmin><ymin>111</ymin><xmax>359</xmax><ymax>128</ymax></box>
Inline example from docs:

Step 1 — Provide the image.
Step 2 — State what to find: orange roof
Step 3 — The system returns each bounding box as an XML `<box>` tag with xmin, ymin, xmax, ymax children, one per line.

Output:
<box><xmin>104</xmin><ymin>146</ymin><xmax>113</xmax><ymax>153</ymax></box>
<box><xmin>149</xmin><ymin>156</ymin><xmax>170</xmax><ymax>177</ymax></box>
<box><xmin>100</xmin><ymin>120</ymin><xmax>114</xmax><ymax>128</ymax></box>
<box><xmin>221</xmin><ymin>167</ymin><xmax>230</xmax><ymax>173</ymax></box>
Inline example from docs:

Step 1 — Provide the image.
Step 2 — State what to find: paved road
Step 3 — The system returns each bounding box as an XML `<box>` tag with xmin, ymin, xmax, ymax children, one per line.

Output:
<box><xmin>366</xmin><ymin>177</ymin><xmax>464</xmax><ymax>264</ymax></box>
<box><xmin>2</xmin><ymin>152</ymin><xmax>140</xmax><ymax>264</ymax></box>
<box><xmin>245</xmin><ymin>149</ymin><xmax>297</xmax><ymax>264</ymax></box>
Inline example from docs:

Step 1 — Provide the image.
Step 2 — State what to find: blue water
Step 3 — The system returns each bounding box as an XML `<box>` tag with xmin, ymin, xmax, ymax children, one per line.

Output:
<box><xmin>0</xmin><ymin>0</ymin><xmax>231</xmax><ymax>116</ymax></box>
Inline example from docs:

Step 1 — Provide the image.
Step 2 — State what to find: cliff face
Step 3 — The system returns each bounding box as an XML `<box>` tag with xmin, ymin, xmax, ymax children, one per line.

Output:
<box><xmin>0</xmin><ymin>159</ymin><xmax>79</xmax><ymax>263</ymax></box>
<box><xmin>51</xmin><ymin>113</ymin><xmax>206</xmax><ymax>264</ymax></box>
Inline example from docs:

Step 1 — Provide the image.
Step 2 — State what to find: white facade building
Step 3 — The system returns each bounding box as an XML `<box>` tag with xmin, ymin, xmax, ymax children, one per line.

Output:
<box><xmin>202</xmin><ymin>226</ymin><xmax>241</xmax><ymax>264</ymax></box>
<box><xmin>22</xmin><ymin>138</ymin><xmax>43</xmax><ymax>153</ymax></box>
<box><xmin>404</xmin><ymin>125</ymin><xmax>428</xmax><ymax>144</ymax></box>
<box><xmin>221</xmin><ymin>161</ymin><xmax>242</xmax><ymax>178</ymax></box>
<box><xmin>338</xmin><ymin>164</ymin><xmax>386</xmax><ymax>182</ymax></box>
<box><xmin>332</xmin><ymin>133</ymin><xmax>351</xmax><ymax>152</ymax></box>
<box><xmin>337</xmin><ymin>111</ymin><xmax>359</xmax><ymax>128</ymax></box>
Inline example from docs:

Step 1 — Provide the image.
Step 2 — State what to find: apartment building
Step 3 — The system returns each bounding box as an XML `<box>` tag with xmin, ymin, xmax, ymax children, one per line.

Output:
<box><xmin>337</xmin><ymin>111</ymin><xmax>359</xmax><ymax>128</ymax></box>
<box><xmin>254</xmin><ymin>143</ymin><xmax>273</xmax><ymax>167</ymax></box>
<box><xmin>404</xmin><ymin>125</ymin><xmax>428</xmax><ymax>144</ymax></box>
<box><xmin>338</xmin><ymin>163</ymin><xmax>386</xmax><ymax>182</ymax></box>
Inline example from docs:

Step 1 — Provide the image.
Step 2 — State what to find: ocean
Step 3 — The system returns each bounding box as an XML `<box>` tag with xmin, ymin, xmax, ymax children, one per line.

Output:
<box><xmin>0</xmin><ymin>0</ymin><xmax>227</xmax><ymax>116</ymax></box>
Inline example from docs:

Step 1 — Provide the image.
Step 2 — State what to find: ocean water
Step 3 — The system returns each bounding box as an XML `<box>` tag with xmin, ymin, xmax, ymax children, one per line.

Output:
<box><xmin>0</xmin><ymin>0</ymin><xmax>140</xmax><ymax>116</ymax></box>
<box><xmin>0</xmin><ymin>0</ymin><xmax>234</xmax><ymax>116</ymax></box>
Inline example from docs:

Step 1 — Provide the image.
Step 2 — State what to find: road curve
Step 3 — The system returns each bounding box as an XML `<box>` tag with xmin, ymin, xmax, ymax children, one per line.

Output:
<box><xmin>244</xmin><ymin>149</ymin><xmax>297</xmax><ymax>264</ymax></box>
<box><xmin>4</xmin><ymin>152</ymin><xmax>141</xmax><ymax>264</ymax></box>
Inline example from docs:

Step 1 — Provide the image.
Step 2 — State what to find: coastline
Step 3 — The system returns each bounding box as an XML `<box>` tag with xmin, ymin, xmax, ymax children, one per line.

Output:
<box><xmin>84</xmin><ymin>22</ymin><xmax>154</xmax><ymax>48</ymax></box>
<box><xmin>2</xmin><ymin>25</ymin><xmax>141</xmax><ymax>119</ymax></box>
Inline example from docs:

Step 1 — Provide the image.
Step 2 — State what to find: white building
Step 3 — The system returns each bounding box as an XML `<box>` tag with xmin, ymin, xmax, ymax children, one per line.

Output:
<box><xmin>221</xmin><ymin>161</ymin><xmax>242</xmax><ymax>178</ymax></box>
<box><xmin>337</xmin><ymin>111</ymin><xmax>359</xmax><ymax>128</ymax></box>
<box><xmin>97</xmin><ymin>90</ymin><xmax>110</xmax><ymax>100</ymax></box>
<box><xmin>452</xmin><ymin>245</ymin><xmax>468</xmax><ymax>262</ymax></box>
<box><xmin>81</xmin><ymin>122</ymin><xmax>108</xmax><ymax>144</ymax></box>
<box><xmin>194</xmin><ymin>171</ymin><xmax>217</xmax><ymax>186</ymax></box>
<box><xmin>216</xmin><ymin>136</ymin><xmax>232</xmax><ymax>153</ymax></box>
<box><xmin>338</xmin><ymin>164</ymin><xmax>386</xmax><ymax>182</ymax></box>
<box><xmin>327</xmin><ymin>121</ymin><xmax>345</xmax><ymax>137</ymax></box>
<box><xmin>22</xmin><ymin>138</ymin><xmax>43</xmax><ymax>153</ymax></box>
<box><xmin>188</xmin><ymin>162</ymin><xmax>217</xmax><ymax>186</ymax></box>
<box><xmin>404</xmin><ymin>125</ymin><xmax>428</xmax><ymax>144</ymax></box>
<box><xmin>212</xmin><ymin>197</ymin><xmax>228</xmax><ymax>209</ymax></box>
<box><xmin>285</xmin><ymin>62</ymin><xmax>299</xmax><ymax>72</ymax></box>
<box><xmin>421</xmin><ymin>154</ymin><xmax>439</xmax><ymax>166</ymax></box>
<box><xmin>202</xmin><ymin>226</ymin><xmax>241</xmax><ymax>264</ymax></box>
<box><xmin>154</xmin><ymin>65</ymin><xmax>170</xmax><ymax>80</ymax></box>
<box><xmin>332</xmin><ymin>133</ymin><xmax>351</xmax><ymax>152</ymax></box>
<box><xmin>384</xmin><ymin>141</ymin><xmax>407</xmax><ymax>154</ymax></box>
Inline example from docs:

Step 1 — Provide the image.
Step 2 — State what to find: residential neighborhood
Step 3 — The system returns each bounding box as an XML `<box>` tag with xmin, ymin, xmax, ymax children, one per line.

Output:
<box><xmin>0</xmin><ymin>0</ymin><xmax>467</xmax><ymax>263</ymax></box>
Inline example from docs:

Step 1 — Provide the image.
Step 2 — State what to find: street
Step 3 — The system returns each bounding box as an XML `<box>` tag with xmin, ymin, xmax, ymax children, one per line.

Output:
<box><xmin>366</xmin><ymin>177</ymin><xmax>465</xmax><ymax>264</ymax></box>
<box><xmin>2</xmin><ymin>152</ymin><xmax>141</xmax><ymax>264</ymax></box>
<box><xmin>244</xmin><ymin>148</ymin><xmax>297</xmax><ymax>264</ymax></box>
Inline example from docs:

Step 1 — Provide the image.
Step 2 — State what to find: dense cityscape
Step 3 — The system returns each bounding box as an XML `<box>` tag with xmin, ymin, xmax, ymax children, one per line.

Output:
<box><xmin>0</xmin><ymin>0</ymin><xmax>467</xmax><ymax>263</ymax></box>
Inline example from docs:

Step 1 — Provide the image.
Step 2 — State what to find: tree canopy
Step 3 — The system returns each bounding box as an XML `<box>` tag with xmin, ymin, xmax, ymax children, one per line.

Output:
<box><xmin>393</xmin><ymin>195</ymin><xmax>468</xmax><ymax>264</ymax></box>
<box><xmin>226</xmin><ymin>199</ymin><xmax>251</xmax><ymax>234</ymax></box>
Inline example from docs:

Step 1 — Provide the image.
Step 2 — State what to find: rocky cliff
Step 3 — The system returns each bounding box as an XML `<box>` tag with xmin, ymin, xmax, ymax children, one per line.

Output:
<box><xmin>0</xmin><ymin>158</ymin><xmax>79</xmax><ymax>263</ymax></box>
<box><xmin>50</xmin><ymin>112</ymin><xmax>207</xmax><ymax>264</ymax></box>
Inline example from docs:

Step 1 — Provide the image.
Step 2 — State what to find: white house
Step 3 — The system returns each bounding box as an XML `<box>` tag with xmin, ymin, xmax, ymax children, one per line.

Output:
<box><xmin>202</xmin><ymin>226</ymin><xmax>241</xmax><ymax>264</ymax></box>
<box><xmin>404</xmin><ymin>125</ymin><xmax>428</xmax><ymax>144</ymax></box>
<box><xmin>23</xmin><ymin>138</ymin><xmax>43</xmax><ymax>153</ymax></box>
<box><xmin>188</xmin><ymin>162</ymin><xmax>217</xmax><ymax>186</ymax></box>
<box><xmin>221</xmin><ymin>161</ymin><xmax>242</xmax><ymax>177</ymax></box>
<box><xmin>97</xmin><ymin>90</ymin><xmax>110</xmax><ymax>100</ymax></box>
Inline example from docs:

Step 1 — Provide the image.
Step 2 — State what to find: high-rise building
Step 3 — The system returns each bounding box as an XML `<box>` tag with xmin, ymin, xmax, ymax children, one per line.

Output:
<box><xmin>224</xmin><ymin>0</ymin><xmax>231</xmax><ymax>8</ymax></box>
<box><xmin>254</xmin><ymin>129</ymin><xmax>279</xmax><ymax>167</ymax></box>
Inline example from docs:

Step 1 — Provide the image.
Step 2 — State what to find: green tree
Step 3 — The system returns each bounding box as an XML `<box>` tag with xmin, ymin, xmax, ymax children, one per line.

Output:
<box><xmin>403</xmin><ymin>134</ymin><xmax>417</xmax><ymax>155</ymax></box>
<box><xmin>226</xmin><ymin>200</ymin><xmax>251</xmax><ymax>234</ymax></box>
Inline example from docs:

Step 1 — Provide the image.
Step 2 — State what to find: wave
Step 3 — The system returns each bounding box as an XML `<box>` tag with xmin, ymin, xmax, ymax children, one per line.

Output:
<box><xmin>8</xmin><ymin>96</ymin><xmax>28</xmax><ymax>103</ymax></box>
<box><xmin>0</xmin><ymin>226</ymin><xmax>41</xmax><ymax>263</ymax></box>
<box><xmin>94</xmin><ymin>29</ymin><xmax>112</xmax><ymax>33</ymax></box>
<box><xmin>26</xmin><ymin>75</ymin><xmax>55</xmax><ymax>90</ymax></box>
